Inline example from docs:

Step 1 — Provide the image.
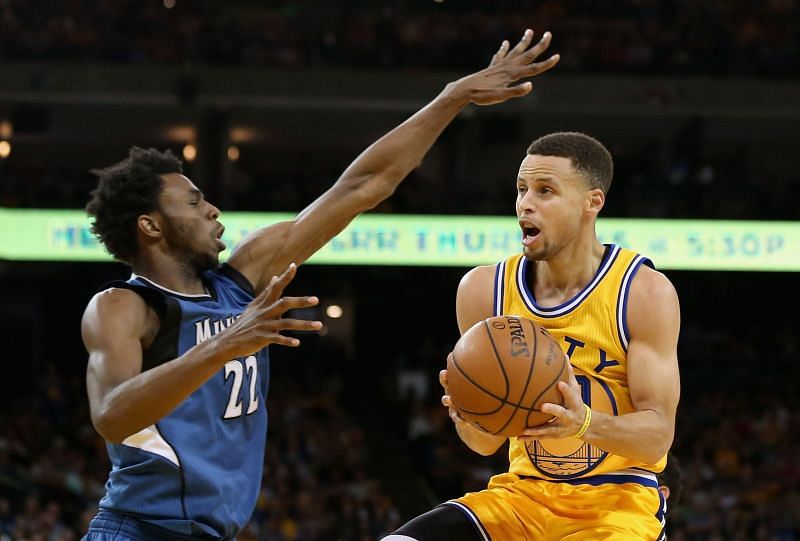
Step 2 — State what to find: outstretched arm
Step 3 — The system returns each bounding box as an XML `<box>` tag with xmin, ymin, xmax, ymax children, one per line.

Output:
<box><xmin>228</xmin><ymin>30</ymin><xmax>560</xmax><ymax>294</ymax></box>
<box><xmin>519</xmin><ymin>267</ymin><xmax>681</xmax><ymax>464</ymax></box>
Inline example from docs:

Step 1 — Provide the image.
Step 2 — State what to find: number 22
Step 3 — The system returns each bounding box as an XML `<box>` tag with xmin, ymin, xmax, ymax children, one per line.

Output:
<box><xmin>223</xmin><ymin>356</ymin><xmax>259</xmax><ymax>419</ymax></box>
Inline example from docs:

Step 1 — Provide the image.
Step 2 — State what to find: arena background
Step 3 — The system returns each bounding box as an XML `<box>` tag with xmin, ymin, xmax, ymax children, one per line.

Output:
<box><xmin>1</xmin><ymin>1</ymin><xmax>799</xmax><ymax>540</ymax></box>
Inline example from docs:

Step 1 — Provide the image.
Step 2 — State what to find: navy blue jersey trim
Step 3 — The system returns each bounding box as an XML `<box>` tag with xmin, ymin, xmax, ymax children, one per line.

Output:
<box><xmin>98</xmin><ymin>282</ymin><xmax>182</xmax><ymax>372</ymax></box>
<box><xmin>518</xmin><ymin>244</ymin><xmax>620</xmax><ymax>318</ymax></box>
<box><xmin>616</xmin><ymin>256</ymin><xmax>653</xmax><ymax>352</ymax></box>
<box><xmin>493</xmin><ymin>261</ymin><xmax>507</xmax><ymax>317</ymax></box>
<box><xmin>218</xmin><ymin>263</ymin><xmax>256</xmax><ymax>298</ymax></box>
<box><xmin>442</xmin><ymin>501</ymin><xmax>492</xmax><ymax>541</ymax></box>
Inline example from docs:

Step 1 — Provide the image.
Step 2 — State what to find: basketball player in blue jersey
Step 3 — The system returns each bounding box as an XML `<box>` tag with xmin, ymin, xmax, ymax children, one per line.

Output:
<box><xmin>79</xmin><ymin>29</ymin><xmax>560</xmax><ymax>541</ymax></box>
<box><xmin>384</xmin><ymin>132</ymin><xmax>681</xmax><ymax>540</ymax></box>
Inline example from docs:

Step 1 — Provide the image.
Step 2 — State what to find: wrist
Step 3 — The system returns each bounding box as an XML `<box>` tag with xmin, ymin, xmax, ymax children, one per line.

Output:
<box><xmin>571</xmin><ymin>404</ymin><xmax>592</xmax><ymax>440</ymax></box>
<box><xmin>439</xmin><ymin>80</ymin><xmax>474</xmax><ymax>109</ymax></box>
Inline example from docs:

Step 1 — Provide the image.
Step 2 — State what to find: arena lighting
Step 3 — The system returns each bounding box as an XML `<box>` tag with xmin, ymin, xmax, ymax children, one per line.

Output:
<box><xmin>326</xmin><ymin>305</ymin><xmax>344</xmax><ymax>319</ymax></box>
<box><xmin>182</xmin><ymin>144</ymin><xmax>197</xmax><ymax>162</ymax></box>
<box><xmin>0</xmin><ymin>141</ymin><xmax>10</xmax><ymax>159</ymax></box>
<box><xmin>0</xmin><ymin>210</ymin><xmax>797</xmax><ymax>271</ymax></box>
<box><xmin>0</xmin><ymin>120</ymin><xmax>12</xmax><ymax>139</ymax></box>
<box><xmin>227</xmin><ymin>146</ymin><xmax>240</xmax><ymax>162</ymax></box>
<box><xmin>163</xmin><ymin>0</ymin><xmax>176</xmax><ymax>8</ymax></box>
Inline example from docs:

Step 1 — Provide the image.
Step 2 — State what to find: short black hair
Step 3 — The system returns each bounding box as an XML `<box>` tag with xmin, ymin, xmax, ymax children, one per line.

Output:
<box><xmin>526</xmin><ymin>132</ymin><xmax>614</xmax><ymax>193</ymax></box>
<box><xmin>85</xmin><ymin>147</ymin><xmax>183</xmax><ymax>263</ymax></box>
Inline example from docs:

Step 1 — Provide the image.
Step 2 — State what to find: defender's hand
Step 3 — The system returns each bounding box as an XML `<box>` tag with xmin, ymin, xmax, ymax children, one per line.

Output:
<box><xmin>214</xmin><ymin>263</ymin><xmax>322</xmax><ymax>358</ymax></box>
<box><xmin>444</xmin><ymin>29</ymin><xmax>560</xmax><ymax>107</ymax></box>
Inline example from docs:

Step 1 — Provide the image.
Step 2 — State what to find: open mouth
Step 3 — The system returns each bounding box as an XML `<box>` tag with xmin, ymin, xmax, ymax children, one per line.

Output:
<box><xmin>520</xmin><ymin>224</ymin><xmax>541</xmax><ymax>246</ymax></box>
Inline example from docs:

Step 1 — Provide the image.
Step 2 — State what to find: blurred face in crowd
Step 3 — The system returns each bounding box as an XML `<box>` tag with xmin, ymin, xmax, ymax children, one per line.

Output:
<box><xmin>151</xmin><ymin>173</ymin><xmax>225</xmax><ymax>272</ymax></box>
<box><xmin>515</xmin><ymin>154</ymin><xmax>604</xmax><ymax>261</ymax></box>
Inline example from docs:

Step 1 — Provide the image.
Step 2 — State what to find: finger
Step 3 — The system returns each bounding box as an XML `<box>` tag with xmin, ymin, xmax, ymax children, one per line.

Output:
<box><xmin>440</xmin><ymin>368</ymin><xmax>449</xmax><ymax>389</ymax></box>
<box><xmin>270</xmin><ymin>334</ymin><xmax>302</xmax><ymax>348</ymax></box>
<box><xmin>489</xmin><ymin>39</ymin><xmax>510</xmax><ymax>66</ymax></box>
<box><xmin>520</xmin><ymin>31</ymin><xmax>552</xmax><ymax>63</ymax></box>
<box><xmin>509</xmin><ymin>28</ymin><xmax>534</xmax><ymax>56</ymax></box>
<box><xmin>264</xmin><ymin>262</ymin><xmax>298</xmax><ymax>304</ymax></box>
<box><xmin>566</xmin><ymin>362</ymin><xmax>578</xmax><ymax>386</ymax></box>
<box><xmin>273</xmin><ymin>318</ymin><xmax>323</xmax><ymax>332</ymax></box>
<box><xmin>481</xmin><ymin>82</ymin><xmax>533</xmax><ymax>104</ymax></box>
<box><xmin>517</xmin><ymin>54</ymin><xmax>560</xmax><ymax>79</ymax></box>
<box><xmin>266</xmin><ymin>295</ymin><xmax>319</xmax><ymax>315</ymax></box>
<box><xmin>557</xmin><ymin>380</ymin><xmax>585</xmax><ymax>410</ymax></box>
<box><xmin>441</xmin><ymin>395</ymin><xmax>452</xmax><ymax>407</ymax></box>
<box><xmin>539</xmin><ymin>402</ymin><xmax>567</xmax><ymax>418</ymax></box>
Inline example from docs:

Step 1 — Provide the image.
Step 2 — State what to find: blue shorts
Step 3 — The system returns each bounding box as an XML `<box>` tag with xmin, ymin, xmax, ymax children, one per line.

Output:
<box><xmin>82</xmin><ymin>510</ymin><xmax>212</xmax><ymax>541</ymax></box>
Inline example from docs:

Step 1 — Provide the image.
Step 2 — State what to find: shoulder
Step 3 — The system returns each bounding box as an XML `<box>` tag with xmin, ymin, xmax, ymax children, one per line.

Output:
<box><xmin>456</xmin><ymin>264</ymin><xmax>499</xmax><ymax>333</ymax></box>
<box><xmin>81</xmin><ymin>287</ymin><xmax>156</xmax><ymax>343</ymax></box>
<box><xmin>627</xmin><ymin>265</ymin><xmax>680</xmax><ymax>339</ymax></box>
<box><xmin>458</xmin><ymin>263</ymin><xmax>498</xmax><ymax>293</ymax></box>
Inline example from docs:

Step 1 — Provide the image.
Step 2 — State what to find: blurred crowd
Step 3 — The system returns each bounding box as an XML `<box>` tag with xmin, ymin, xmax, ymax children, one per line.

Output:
<box><xmin>0</xmin><ymin>0</ymin><xmax>798</xmax><ymax>76</ymax></box>
<box><xmin>0</xmin><ymin>355</ymin><xmax>402</xmax><ymax>541</ymax></box>
<box><xmin>2</xmin><ymin>132</ymin><xmax>797</xmax><ymax>221</ymax></box>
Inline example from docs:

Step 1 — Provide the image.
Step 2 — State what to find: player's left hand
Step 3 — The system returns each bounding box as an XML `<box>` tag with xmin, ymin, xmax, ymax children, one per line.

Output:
<box><xmin>442</xmin><ymin>28</ymin><xmax>560</xmax><ymax>107</ymax></box>
<box><xmin>517</xmin><ymin>362</ymin><xmax>591</xmax><ymax>442</ymax></box>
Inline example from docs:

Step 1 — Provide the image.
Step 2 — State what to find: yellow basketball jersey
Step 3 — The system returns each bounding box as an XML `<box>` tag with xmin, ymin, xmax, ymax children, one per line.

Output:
<box><xmin>494</xmin><ymin>244</ymin><xmax>666</xmax><ymax>483</ymax></box>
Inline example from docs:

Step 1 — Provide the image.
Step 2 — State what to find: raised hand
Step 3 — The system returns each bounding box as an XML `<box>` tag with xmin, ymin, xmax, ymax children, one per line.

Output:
<box><xmin>444</xmin><ymin>29</ymin><xmax>560</xmax><ymax>107</ymax></box>
<box><xmin>214</xmin><ymin>263</ymin><xmax>322</xmax><ymax>359</ymax></box>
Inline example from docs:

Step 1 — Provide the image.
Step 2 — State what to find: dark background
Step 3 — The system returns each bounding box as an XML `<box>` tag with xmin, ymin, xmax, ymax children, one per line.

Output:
<box><xmin>1</xmin><ymin>1</ymin><xmax>799</xmax><ymax>540</ymax></box>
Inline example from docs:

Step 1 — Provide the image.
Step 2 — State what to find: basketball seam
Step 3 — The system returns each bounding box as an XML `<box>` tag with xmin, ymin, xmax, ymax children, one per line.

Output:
<box><xmin>449</xmin><ymin>351</ymin><xmax>507</xmax><ymax>416</ymax></box>
<box><xmin>526</xmin><ymin>345</ymin><xmax>566</xmax><ymax>425</ymax></box>
<box><xmin>492</xmin><ymin>317</ymin><xmax>539</xmax><ymax>436</ymax></box>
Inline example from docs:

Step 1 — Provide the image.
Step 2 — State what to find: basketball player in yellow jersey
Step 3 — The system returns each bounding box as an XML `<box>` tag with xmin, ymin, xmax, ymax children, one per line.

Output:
<box><xmin>383</xmin><ymin>133</ymin><xmax>680</xmax><ymax>541</ymax></box>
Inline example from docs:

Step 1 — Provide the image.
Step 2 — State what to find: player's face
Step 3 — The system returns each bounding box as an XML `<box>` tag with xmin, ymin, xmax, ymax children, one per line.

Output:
<box><xmin>156</xmin><ymin>173</ymin><xmax>225</xmax><ymax>272</ymax></box>
<box><xmin>515</xmin><ymin>154</ymin><xmax>596</xmax><ymax>261</ymax></box>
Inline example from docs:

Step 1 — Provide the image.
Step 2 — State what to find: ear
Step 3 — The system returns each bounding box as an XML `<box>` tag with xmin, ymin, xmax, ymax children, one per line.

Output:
<box><xmin>658</xmin><ymin>485</ymin><xmax>671</xmax><ymax>501</ymax></box>
<box><xmin>137</xmin><ymin>214</ymin><xmax>163</xmax><ymax>240</ymax></box>
<box><xmin>586</xmin><ymin>188</ymin><xmax>605</xmax><ymax>215</ymax></box>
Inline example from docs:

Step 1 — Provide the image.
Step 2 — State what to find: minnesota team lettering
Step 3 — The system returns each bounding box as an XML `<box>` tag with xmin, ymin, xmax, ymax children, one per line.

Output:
<box><xmin>506</xmin><ymin>317</ymin><xmax>530</xmax><ymax>357</ymax></box>
<box><xmin>195</xmin><ymin>315</ymin><xmax>242</xmax><ymax>345</ymax></box>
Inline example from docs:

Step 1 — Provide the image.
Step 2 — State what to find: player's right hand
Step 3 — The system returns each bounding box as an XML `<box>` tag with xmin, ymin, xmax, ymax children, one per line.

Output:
<box><xmin>440</xmin><ymin>367</ymin><xmax>465</xmax><ymax>425</ymax></box>
<box><xmin>214</xmin><ymin>262</ymin><xmax>322</xmax><ymax>359</ymax></box>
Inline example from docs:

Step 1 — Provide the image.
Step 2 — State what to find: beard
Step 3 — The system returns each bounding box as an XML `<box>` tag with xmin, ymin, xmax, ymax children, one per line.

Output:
<box><xmin>161</xmin><ymin>215</ymin><xmax>218</xmax><ymax>276</ymax></box>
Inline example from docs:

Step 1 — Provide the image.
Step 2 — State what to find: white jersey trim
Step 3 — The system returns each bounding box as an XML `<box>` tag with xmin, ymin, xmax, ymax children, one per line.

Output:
<box><xmin>121</xmin><ymin>424</ymin><xmax>181</xmax><ymax>467</ymax></box>
<box><xmin>130</xmin><ymin>273</ymin><xmax>211</xmax><ymax>298</ymax></box>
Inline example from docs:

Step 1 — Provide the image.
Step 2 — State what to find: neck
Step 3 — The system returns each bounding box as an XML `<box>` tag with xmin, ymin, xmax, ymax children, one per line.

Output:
<box><xmin>533</xmin><ymin>237</ymin><xmax>606</xmax><ymax>294</ymax></box>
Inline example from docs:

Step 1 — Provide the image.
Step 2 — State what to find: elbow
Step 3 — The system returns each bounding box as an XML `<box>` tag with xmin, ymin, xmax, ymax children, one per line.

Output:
<box><xmin>92</xmin><ymin>408</ymin><xmax>129</xmax><ymax>444</ymax></box>
<box><xmin>642</xmin><ymin>434</ymin><xmax>674</xmax><ymax>465</ymax></box>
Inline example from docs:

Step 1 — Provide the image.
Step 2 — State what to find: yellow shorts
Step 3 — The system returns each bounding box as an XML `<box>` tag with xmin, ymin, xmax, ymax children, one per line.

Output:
<box><xmin>450</xmin><ymin>471</ymin><xmax>666</xmax><ymax>541</ymax></box>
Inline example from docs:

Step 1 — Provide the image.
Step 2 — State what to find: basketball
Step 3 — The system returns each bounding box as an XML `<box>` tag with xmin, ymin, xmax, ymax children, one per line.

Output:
<box><xmin>446</xmin><ymin>315</ymin><xmax>569</xmax><ymax>437</ymax></box>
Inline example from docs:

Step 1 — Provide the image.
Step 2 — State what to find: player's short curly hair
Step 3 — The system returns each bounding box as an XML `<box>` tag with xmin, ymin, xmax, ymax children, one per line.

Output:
<box><xmin>85</xmin><ymin>147</ymin><xmax>183</xmax><ymax>263</ymax></box>
<box><xmin>527</xmin><ymin>132</ymin><xmax>614</xmax><ymax>193</ymax></box>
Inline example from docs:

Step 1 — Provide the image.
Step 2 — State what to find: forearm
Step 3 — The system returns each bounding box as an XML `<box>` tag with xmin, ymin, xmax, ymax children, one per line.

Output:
<box><xmin>455</xmin><ymin>419</ymin><xmax>506</xmax><ymax>456</ymax></box>
<box><xmin>92</xmin><ymin>339</ymin><xmax>230</xmax><ymax>443</ymax></box>
<box><xmin>337</xmin><ymin>87</ymin><xmax>470</xmax><ymax>201</ymax></box>
<box><xmin>582</xmin><ymin>409</ymin><xmax>674</xmax><ymax>464</ymax></box>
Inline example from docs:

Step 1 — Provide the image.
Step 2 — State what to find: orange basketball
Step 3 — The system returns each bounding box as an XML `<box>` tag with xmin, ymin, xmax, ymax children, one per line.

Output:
<box><xmin>446</xmin><ymin>315</ymin><xmax>568</xmax><ymax>437</ymax></box>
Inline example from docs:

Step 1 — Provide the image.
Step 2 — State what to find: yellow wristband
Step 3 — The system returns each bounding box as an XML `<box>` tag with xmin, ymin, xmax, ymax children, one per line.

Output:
<box><xmin>571</xmin><ymin>404</ymin><xmax>592</xmax><ymax>439</ymax></box>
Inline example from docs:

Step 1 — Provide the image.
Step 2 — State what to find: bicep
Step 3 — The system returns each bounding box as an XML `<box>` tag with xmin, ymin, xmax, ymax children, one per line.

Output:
<box><xmin>82</xmin><ymin>291</ymin><xmax>148</xmax><ymax>415</ymax></box>
<box><xmin>625</xmin><ymin>270</ymin><xmax>681</xmax><ymax>418</ymax></box>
